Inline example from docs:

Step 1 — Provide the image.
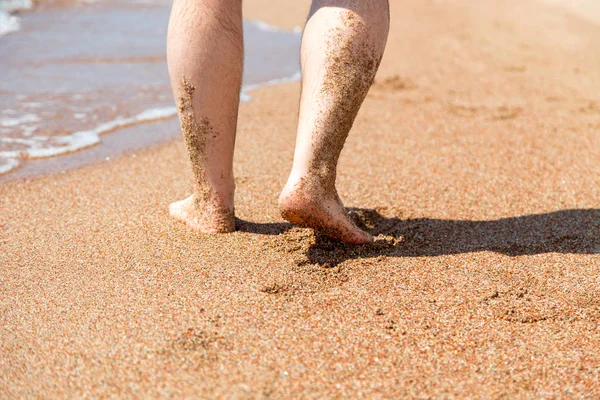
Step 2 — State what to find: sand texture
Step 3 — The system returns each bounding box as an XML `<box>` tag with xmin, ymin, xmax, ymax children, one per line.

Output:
<box><xmin>2</xmin><ymin>0</ymin><xmax>600</xmax><ymax>397</ymax></box>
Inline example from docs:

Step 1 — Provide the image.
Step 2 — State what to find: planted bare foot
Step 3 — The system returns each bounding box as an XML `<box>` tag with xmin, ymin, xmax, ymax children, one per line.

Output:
<box><xmin>169</xmin><ymin>193</ymin><xmax>235</xmax><ymax>233</ymax></box>
<box><xmin>278</xmin><ymin>178</ymin><xmax>373</xmax><ymax>244</ymax></box>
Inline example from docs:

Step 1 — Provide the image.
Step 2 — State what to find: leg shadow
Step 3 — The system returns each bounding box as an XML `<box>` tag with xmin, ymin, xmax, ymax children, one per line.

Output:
<box><xmin>235</xmin><ymin>218</ymin><xmax>294</xmax><ymax>236</ymax></box>
<box><xmin>302</xmin><ymin>208</ymin><xmax>600</xmax><ymax>266</ymax></box>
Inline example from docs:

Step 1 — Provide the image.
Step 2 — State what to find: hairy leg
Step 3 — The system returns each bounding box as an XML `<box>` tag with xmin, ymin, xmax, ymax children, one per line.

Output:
<box><xmin>279</xmin><ymin>0</ymin><xmax>390</xmax><ymax>244</ymax></box>
<box><xmin>167</xmin><ymin>0</ymin><xmax>243</xmax><ymax>233</ymax></box>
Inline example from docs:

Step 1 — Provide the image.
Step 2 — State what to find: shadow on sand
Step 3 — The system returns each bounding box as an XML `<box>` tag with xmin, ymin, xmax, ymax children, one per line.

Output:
<box><xmin>237</xmin><ymin>208</ymin><xmax>600</xmax><ymax>266</ymax></box>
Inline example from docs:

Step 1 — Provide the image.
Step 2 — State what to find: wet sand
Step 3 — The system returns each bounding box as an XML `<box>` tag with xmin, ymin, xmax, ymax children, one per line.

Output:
<box><xmin>2</xmin><ymin>0</ymin><xmax>600</xmax><ymax>397</ymax></box>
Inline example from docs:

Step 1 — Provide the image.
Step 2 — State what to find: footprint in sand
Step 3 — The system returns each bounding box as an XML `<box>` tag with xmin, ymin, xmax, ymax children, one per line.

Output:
<box><xmin>479</xmin><ymin>288</ymin><xmax>574</xmax><ymax>324</ymax></box>
<box><xmin>490</xmin><ymin>105</ymin><xmax>523</xmax><ymax>120</ymax></box>
<box><xmin>260</xmin><ymin>281</ymin><xmax>290</xmax><ymax>295</ymax></box>
<box><xmin>503</xmin><ymin>65</ymin><xmax>527</xmax><ymax>73</ymax></box>
<box><xmin>165</xmin><ymin>316</ymin><xmax>231</xmax><ymax>362</ymax></box>
<box><xmin>447</xmin><ymin>102</ymin><xmax>522</xmax><ymax>120</ymax></box>
<box><xmin>579</xmin><ymin>100</ymin><xmax>600</xmax><ymax>115</ymax></box>
<box><xmin>371</xmin><ymin>75</ymin><xmax>418</xmax><ymax>92</ymax></box>
<box><xmin>173</xmin><ymin>328</ymin><xmax>224</xmax><ymax>352</ymax></box>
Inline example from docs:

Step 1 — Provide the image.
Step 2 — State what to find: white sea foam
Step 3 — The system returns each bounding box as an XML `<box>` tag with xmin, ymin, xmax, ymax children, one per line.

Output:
<box><xmin>0</xmin><ymin>73</ymin><xmax>303</xmax><ymax>175</ymax></box>
<box><xmin>22</xmin><ymin>125</ymin><xmax>37</xmax><ymax>136</ymax></box>
<box><xmin>133</xmin><ymin>106</ymin><xmax>177</xmax><ymax>121</ymax></box>
<box><xmin>0</xmin><ymin>136</ymin><xmax>44</xmax><ymax>144</ymax></box>
<box><xmin>0</xmin><ymin>156</ymin><xmax>20</xmax><ymax>174</ymax></box>
<box><xmin>240</xmin><ymin>71</ymin><xmax>302</xmax><ymax>101</ymax></box>
<box><xmin>252</xmin><ymin>20</ymin><xmax>288</xmax><ymax>33</ymax></box>
<box><xmin>1</xmin><ymin>113</ymin><xmax>40</xmax><ymax>127</ymax></box>
<box><xmin>0</xmin><ymin>106</ymin><xmax>178</xmax><ymax>174</ymax></box>
<box><xmin>0</xmin><ymin>0</ymin><xmax>32</xmax><ymax>37</ymax></box>
<box><xmin>239</xmin><ymin>92</ymin><xmax>252</xmax><ymax>103</ymax></box>
<box><xmin>252</xmin><ymin>20</ymin><xmax>303</xmax><ymax>34</ymax></box>
<box><xmin>29</xmin><ymin>106</ymin><xmax>178</xmax><ymax>158</ymax></box>
<box><xmin>0</xmin><ymin>10</ymin><xmax>19</xmax><ymax>36</ymax></box>
<box><xmin>0</xmin><ymin>0</ymin><xmax>33</xmax><ymax>13</ymax></box>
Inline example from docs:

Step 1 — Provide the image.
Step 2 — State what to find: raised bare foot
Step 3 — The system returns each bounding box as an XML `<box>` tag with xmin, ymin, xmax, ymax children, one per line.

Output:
<box><xmin>278</xmin><ymin>178</ymin><xmax>373</xmax><ymax>244</ymax></box>
<box><xmin>169</xmin><ymin>194</ymin><xmax>235</xmax><ymax>233</ymax></box>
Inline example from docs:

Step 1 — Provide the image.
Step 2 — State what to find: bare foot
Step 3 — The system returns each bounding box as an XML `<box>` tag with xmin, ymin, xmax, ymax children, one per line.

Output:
<box><xmin>278</xmin><ymin>178</ymin><xmax>373</xmax><ymax>244</ymax></box>
<box><xmin>169</xmin><ymin>194</ymin><xmax>235</xmax><ymax>233</ymax></box>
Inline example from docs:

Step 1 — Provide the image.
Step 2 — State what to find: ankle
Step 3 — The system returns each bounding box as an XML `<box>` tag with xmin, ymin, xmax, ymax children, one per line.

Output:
<box><xmin>170</xmin><ymin>194</ymin><xmax>235</xmax><ymax>233</ymax></box>
<box><xmin>289</xmin><ymin>165</ymin><xmax>337</xmax><ymax>189</ymax></box>
<box><xmin>287</xmin><ymin>174</ymin><xmax>336</xmax><ymax>194</ymax></box>
<box><xmin>193</xmin><ymin>181</ymin><xmax>234</xmax><ymax>211</ymax></box>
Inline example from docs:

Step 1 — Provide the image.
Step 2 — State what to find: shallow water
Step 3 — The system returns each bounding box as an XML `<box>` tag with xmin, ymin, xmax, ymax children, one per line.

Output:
<box><xmin>0</xmin><ymin>0</ymin><xmax>301</xmax><ymax>179</ymax></box>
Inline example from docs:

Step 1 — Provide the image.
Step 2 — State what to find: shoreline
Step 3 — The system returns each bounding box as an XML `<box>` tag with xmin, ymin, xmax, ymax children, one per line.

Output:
<box><xmin>0</xmin><ymin>72</ymin><xmax>302</xmax><ymax>182</ymax></box>
<box><xmin>0</xmin><ymin>0</ymin><xmax>301</xmax><ymax>178</ymax></box>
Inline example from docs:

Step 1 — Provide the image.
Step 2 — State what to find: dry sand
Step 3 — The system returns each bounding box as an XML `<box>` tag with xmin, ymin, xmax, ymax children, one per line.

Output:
<box><xmin>2</xmin><ymin>0</ymin><xmax>600</xmax><ymax>397</ymax></box>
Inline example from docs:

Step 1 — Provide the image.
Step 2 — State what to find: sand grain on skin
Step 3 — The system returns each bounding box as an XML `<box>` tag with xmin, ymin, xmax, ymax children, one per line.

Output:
<box><xmin>175</xmin><ymin>77</ymin><xmax>234</xmax><ymax>232</ymax></box>
<box><xmin>310</xmin><ymin>11</ymin><xmax>382</xmax><ymax>188</ymax></box>
<box><xmin>178</xmin><ymin>77</ymin><xmax>210</xmax><ymax>201</ymax></box>
<box><xmin>281</xmin><ymin>10</ymin><xmax>384</xmax><ymax>241</ymax></box>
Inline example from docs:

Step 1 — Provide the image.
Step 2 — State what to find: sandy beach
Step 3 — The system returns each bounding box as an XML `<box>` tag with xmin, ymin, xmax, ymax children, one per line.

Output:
<box><xmin>2</xmin><ymin>0</ymin><xmax>600</xmax><ymax>397</ymax></box>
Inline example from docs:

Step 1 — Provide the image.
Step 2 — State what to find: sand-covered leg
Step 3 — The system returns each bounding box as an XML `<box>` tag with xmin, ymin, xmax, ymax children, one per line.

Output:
<box><xmin>166</xmin><ymin>0</ymin><xmax>243</xmax><ymax>233</ymax></box>
<box><xmin>279</xmin><ymin>0</ymin><xmax>390</xmax><ymax>244</ymax></box>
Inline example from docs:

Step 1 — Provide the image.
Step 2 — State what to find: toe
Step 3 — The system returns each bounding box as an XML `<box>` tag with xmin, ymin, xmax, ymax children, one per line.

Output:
<box><xmin>352</xmin><ymin>230</ymin><xmax>374</xmax><ymax>244</ymax></box>
<box><xmin>337</xmin><ymin>225</ymin><xmax>373</xmax><ymax>244</ymax></box>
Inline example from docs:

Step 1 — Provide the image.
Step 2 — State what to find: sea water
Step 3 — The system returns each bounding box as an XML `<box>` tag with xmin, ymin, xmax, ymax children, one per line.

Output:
<box><xmin>0</xmin><ymin>0</ymin><xmax>301</xmax><ymax>179</ymax></box>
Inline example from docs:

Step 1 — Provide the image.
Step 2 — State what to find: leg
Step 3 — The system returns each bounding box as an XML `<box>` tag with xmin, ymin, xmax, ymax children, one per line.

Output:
<box><xmin>279</xmin><ymin>0</ymin><xmax>390</xmax><ymax>244</ymax></box>
<box><xmin>167</xmin><ymin>0</ymin><xmax>243</xmax><ymax>233</ymax></box>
